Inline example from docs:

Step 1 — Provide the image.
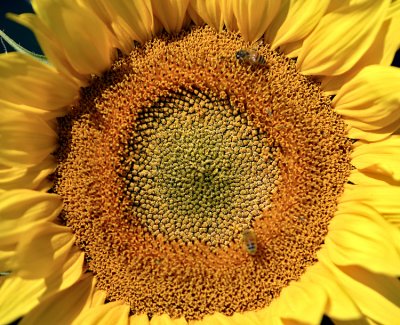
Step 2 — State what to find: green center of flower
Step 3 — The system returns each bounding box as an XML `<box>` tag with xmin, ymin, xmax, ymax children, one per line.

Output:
<box><xmin>121</xmin><ymin>88</ymin><xmax>278</xmax><ymax>247</ymax></box>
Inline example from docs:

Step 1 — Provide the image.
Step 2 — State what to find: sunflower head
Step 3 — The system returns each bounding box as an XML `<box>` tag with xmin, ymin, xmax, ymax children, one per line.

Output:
<box><xmin>1</xmin><ymin>1</ymin><xmax>400</xmax><ymax>324</ymax></box>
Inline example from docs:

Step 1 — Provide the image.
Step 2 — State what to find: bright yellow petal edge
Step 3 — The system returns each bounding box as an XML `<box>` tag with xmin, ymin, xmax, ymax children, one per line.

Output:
<box><xmin>1</xmin><ymin>0</ymin><xmax>399</xmax><ymax>324</ymax></box>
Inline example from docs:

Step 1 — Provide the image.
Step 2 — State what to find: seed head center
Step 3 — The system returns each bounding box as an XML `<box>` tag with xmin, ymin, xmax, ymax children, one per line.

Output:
<box><xmin>122</xmin><ymin>89</ymin><xmax>279</xmax><ymax>248</ymax></box>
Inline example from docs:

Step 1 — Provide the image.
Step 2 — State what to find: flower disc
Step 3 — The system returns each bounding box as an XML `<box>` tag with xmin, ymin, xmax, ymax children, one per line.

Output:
<box><xmin>53</xmin><ymin>26</ymin><xmax>352</xmax><ymax>320</ymax></box>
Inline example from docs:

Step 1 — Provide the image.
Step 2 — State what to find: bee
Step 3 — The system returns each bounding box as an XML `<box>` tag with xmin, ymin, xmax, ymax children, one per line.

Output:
<box><xmin>242</xmin><ymin>229</ymin><xmax>257</xmax><ymax>255</ymax></box>
<box><xmin>236</xmin><ymin>49</ymin><xmax>266</xmax><ymax>66</ymax></box>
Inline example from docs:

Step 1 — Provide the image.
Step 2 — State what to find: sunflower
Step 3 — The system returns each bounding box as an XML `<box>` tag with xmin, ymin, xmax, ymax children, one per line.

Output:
<box><xmin>1</xmin><ymin>0</ymin><xmax>400</xmax><ymax>324</ymax></box>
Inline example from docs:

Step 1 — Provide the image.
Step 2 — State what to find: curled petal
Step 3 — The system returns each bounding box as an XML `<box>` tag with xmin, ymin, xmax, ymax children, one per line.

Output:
<box><xmin>328</xmin><ymin>202</ymin><xmax>400</xmax><ymax>276</ymax></box>
<box><xmin>0</xmin><ymin>52</ymin><xmax>78</xmax><ymax>112</ymax></box>
<box><xmin>0</xmin><ymin>276</ymin><xmax>51</xmax><ymax>324</ymax></box>
<box><xmin>340</xmin><ymin>184</ymin><xmax>400</xmax><ymax>225</ymax></box>
<box><xmin>0</xmin><ymin>190</ymin><xmax>62</xmax><ymax>248</ymax></box>
<box><xmin>349</xmin><ymin>169</ymin><xmax>399</xmax><ymax>188</ymax></box>
<box><xmin>321</xmin><ymin>7</ymin><xmax>400</xmax><ymax>95</ymax></box>
<box><xmin>297</xmin><ymin>0</ymin><xmax>390</xmax><ymax>76</ymax></box>
<box><xmin>266</xmin><ymin>0</ymin><xmax>330</xmax><ymax>50</ymax></box>
<box><xmin>319</xmin><ymin>251</ymin><xmax>400</xmax><ymax>325</ymax></box>
<box><xmin>31</xmin><ymin>0</ymin><xmax>115</xmax><ymax>75</ymax></box>
<box><xmin>305</xmin><ymin>262</ymin><xmax>362</xmax><ymax>320</ymax></box>
<box><xmin>7</xmin><ymin>12</ymin><xmax>87</xmax><ymax>84</ymax></box>
<box><xmin>46</xmin><ymin>248</ymin><xmax>85</xmax><ymax>294</ymax></box>
<box><xmin>13</xmin><ymin>223</ymin><xmax>75</xmax><ymax>279</ymax></box>
<box><xmin>350</xmin><ymin>137</ymin><xmax>400</xmax><ymax>185</ymax></box>
<box><xmin>10</xmin><ymin>0</ymin><xmax>116</xmax><ymax>80</ymax></box>
<box><xmin>332</xmin><ymin>65</ymin><xmax>400</xmax><ymax>141</ymax></box>
<box><xmin>0</xmin><ymin>250</ymin><xmax>84</xmax><ymax>325</ymax></box>
<box><xmin>0</xmin><ymin>246</ymin><xmax>15</xmax><ymax>271</ymax></box>
<box><xmin>89</xmin><ymin>290</ymin><xmax>107</xmax><ymax>307</ymax></box>
<box><xmin>0</xmin><ymin>156</ymin><xmax>56</xmax><ymax>192</ymax></box>
<box><xmin>19</xmin><ymin>276</ymin><xmax>95</xmax><ymax>325</ymax></box>
<box><xmin>73</xmin><ymin>301</ymin><xmax>130</xmax><ymax>325</ymax></box>
<box><xmin>0</xmin><ymin>99</ymin><xmax>66</xmax><ymax>122</ymax></box>
<box><xmin>264</xmin><ymin>279</ymin><xmax>327</xmax><ymax>325</ymax></box>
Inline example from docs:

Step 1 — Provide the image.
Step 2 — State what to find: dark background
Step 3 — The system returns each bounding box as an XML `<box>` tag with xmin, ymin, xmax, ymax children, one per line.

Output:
<box><xmin>0</xmin><ymin>2</ymin><xmax>397</xmax><ymax>325</ymax></box>
<box><xmin>0</xmin><ymin>1</ymin><xmax>42</xmax><ymax>55</ymax></box>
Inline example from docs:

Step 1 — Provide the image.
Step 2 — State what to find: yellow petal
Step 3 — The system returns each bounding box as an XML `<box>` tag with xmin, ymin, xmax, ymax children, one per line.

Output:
<box><xmin>0</xmin><ymin>275</ymin><xmax>50</xmax><ymax>324</ymax></box>
<box><xmin>7</xmin><ymin>12</ymin><xmax>87</xmax><ymax>84</ymax></box>
<box><xmin>321</xmin><ymin>2</ymin><xmax>400</xmax><ymax>95</ymax></box>
<box><xmin>0</xmin><ymin>250</ymin><xmax>84</xmax><ymax>325</ymax></box>
<box><xmin>340</xmin><ymin>184</ymin><xmax>400</xmax><ymax>222</ymax></box>
<box><xmin>0</xmin><ymin>156</ymin><xmax>56</xmax><ymax>191</ymax></box>
<box><xmin>0</xmin><ymin>107</ymin><xmax>57</xmax><ymax>167</ymax></box>
<box><xmin>199</xmin><ymin>313</ymin><xmax>233</xmax><ymax>325</ymax></box>
<box><xmin>266</xmin><ymin>280</ymin><xmax>327</xmax><ymax>325</ymax></box>
<box><xmin>191</xmin><ymin>312</ymin><xmax>241</xmax><ymax>325</ymax></box>
<box><xmin>232</xmin><ymin>311</ymin><xmax>266</xmax><ymax>325</ymax></box>
<box><xmin>297</xmin><ymin>0</ymin><xmax>390</xmax><ymax>76</ymax></box>
<box><xmin>232</xmin><ymin>0</ymin><xmax>281</xmax><ymax>42</ymax></box>
<box><xmin>0</xmin><ymin>52</ymin><xmax>78</xmax><ymax>111</ymax></box>
<box><xmin>83</xmin><ymin>0</ymin><xmax>113</xmax><ymax>28</ymax></box>
<box><xmin>89</xmin><ymin>290</ymin><xmax>107</xmax><ymax>307</ymax></box>
<box><xmin>332</xmin><ymin>65</ymin><xmax>400</xmax><ymax>141</ymax></box>
<box><xmin>265</xmin><ymin>0</ymin><xmax>330</xmax><ymax>50</ymax></box>
<box><xmin>321</xmin><ymin>7</ymin><xmax>400</xmax><ymax>95</ymax></box>
<box><xmin>305</xmin><ymin>261</ymin><xmax>362</xmax><ymax>320</ymax></box>
<box><xmin>189</xmin><ymin>0</ymin><xmax>224</xmax><ymax>32</ymax></box>
<box><xmin>385</xmin><ymin>216</ymin><xmax>400</xmax><ymax>229</ymax></box>
<box><xmin>0</xmin><ymin>190</ymin><xmax>62</xmax><ymax>247</ymax></box>
<box><xmin>150</xmin><ymin>314</ymin><xmax>187</xmax><ymax>325</ymax></box>
<box><xmin>381</xmin><ymin>1</ymin><xmax>400</xmax><ymax>65</ymax></box>
<box><xmin>0</xmin><ymin>98</ymin><xmax>58</xmax><ymax>121</ymax></box>
<box><xmin>31</xmin><ymin>0</ymin><xmax>115</xmax><ymax>75</ymax></box>
<box><xmin>73</xmin><ymin>301</ymin><xmax>130</xmax><ymax>325</ymax></box>
<box><xmin>349</xmin><ymin>169</ymin><xmax>399</xmax><ymax>187</ymax></box>
<box><xmin>20</xmin><ymin>275</ymin><xmax>95</xmax><ymax>325</ymax></box>
<box><xmin>102</xmin><ymin>0</ymin><xmax>155</xmax><ymax>46</ymax></box>
<box><xmin>150</xmin><ymin>0</ymin><xmax>190</xmax><ymax>33</ymax></box>
<box><xmin>259</xmin><ymin>317</ymin><xmax>283</xmax><ymax>325</ymax></box>
<box><xmin>277</xmin><ymin>40</ymin><xmax>302</xmax><ymax>58</ymax></box>
<box><xmin>350</xmin><ymin>137</ymin><xmax>400</xmax><ymax>184</ymax></box>
<box><xmin>331</xmin><ymin>317</ymin><xmax>380</xmax><ymax>325</ymax></box>
<box><xmin>327</xmin><ymin>202</ymin><xmax>400</xmax><ymax>276</ymax></box>
<box><xmin>319</xmin><ymin>252</ymin><xmax>400</xmax><ymax>325</ymax></box>
<box><xmin>13</xmin><ymin>222</ymin><xmax>75</xmax><ymax>279</ymax></box>
<box><xmin>220</xmin><ymin>0</ymin><xmax>238</xmax><ymax>32</ymax></box>
<box><xmin>129</xmin><ymin>314</ymin><xmax>150</xmax><ymax>325</ymax></box>
<box><xmin>46</xmin><ymin>248</ymin><xmax>85</xmax><ymax>294</ymax></box>
<box><xmin>0</xmin><ymin>245</ymin><xmax>16</xmax><ymax>270</ymax></box>
<box><xmin>187</xmin><ymin>4</ymin><xmax>204</xmax><ymax>26</ymax></box>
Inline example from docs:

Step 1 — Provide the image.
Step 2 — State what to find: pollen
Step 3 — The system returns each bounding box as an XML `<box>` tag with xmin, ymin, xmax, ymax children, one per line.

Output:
<box><xmin>53</xmin><ymin>26</ymin><xmax>352</xmax><ymax>320</ymax></box>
